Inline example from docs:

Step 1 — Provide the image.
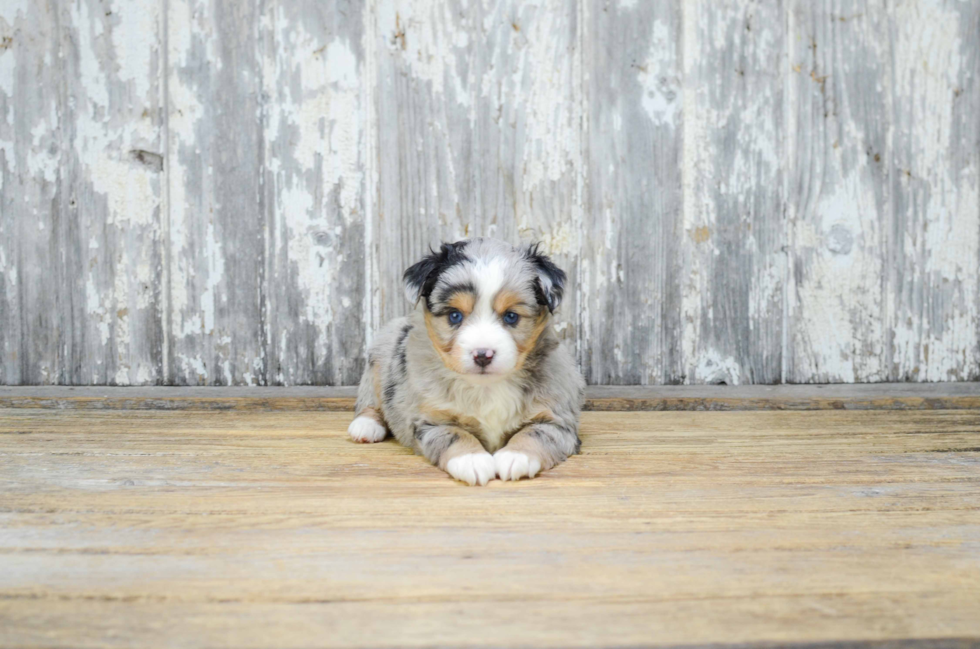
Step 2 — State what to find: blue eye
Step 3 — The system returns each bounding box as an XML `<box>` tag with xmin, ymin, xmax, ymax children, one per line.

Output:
<box><xmin>503</xmin><ymin>311</ymin><xmax>520</xmax><ymax>326</ymax></box>
<box><xmin>448</xmin><ymin>310</ymin><xmax>464</xmax><ymax>325</ymax></box>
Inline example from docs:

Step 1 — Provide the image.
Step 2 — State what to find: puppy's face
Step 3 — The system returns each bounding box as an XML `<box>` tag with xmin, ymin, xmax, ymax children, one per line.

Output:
<box><xmin>404</xmin><ymin>239</ymin><xmax>565</xmax><ymax>380</ymax></box>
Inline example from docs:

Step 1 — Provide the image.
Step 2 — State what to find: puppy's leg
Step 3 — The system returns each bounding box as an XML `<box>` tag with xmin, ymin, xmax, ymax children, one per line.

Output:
<box><xmin>495</xmin><ymin>422</ymin><xmax>580</xmax><ymax>481</ymax></box>
<box><xmin>415</xmin><ymin>423</ymin><xmax>495</xmax><ymax>486</ymax></box>
<box><xmin>348</xmin><ymin>363</ymin><xmax>388</xmax><ymax>443</ymax></box>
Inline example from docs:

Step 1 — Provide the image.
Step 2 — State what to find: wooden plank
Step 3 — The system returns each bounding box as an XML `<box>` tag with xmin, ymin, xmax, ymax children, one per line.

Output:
<box><xmin>373</xmin><ymin>0</ymin><xmax>584</xmax><ymax>346</ymax></box>
<box><xmin>259</xmin><ymin>0</ymin><xmax>369</xmax><ymax>386</ymax></box>
<box><xmin>0</xmin><ymin>384</ymin><xmax>976</xmax><ymax>412</ymax></box>
<box><xmin>0</xmin><ymin>595</ymin><xmax>978</xmax><ymax>649</ymax></box>
<box><xmin>2</xmin><ymin>603</ymin><xmax>978</xmax><ymax>649</ymax></box>
<box><xmin>0</xmin><ymin>2</ymin><xmax>62</xmax><ymax>385</ymax></box>
<box><xmin>0</xmin><ymin>408</ymin><xmax>978</xmax><ymax>647</ymax></box>
<box><xmin>1</xmin><ymin>0</ymin><xmax>166</xmax><ymax>385</ymax></box>
<box><xmin>583</xmin><ymin>382</ymin><xmax>980</xmax><ymax>412</ymax></box>
<box><xmin>887</xmin><ymin>3</ymin><xmax>980</xmax><ymax>381</ymax></box>
<box><xmin>580</xmin><ymin>0</ymin><xmax>682</xmax><ymax>384</ymax></box>
<box><xmin>64</xmin><ymin>0</ymin><xmax>167</xmax><ymax>385</ymax></box>
<box><xmin>680</xmin><ymin>0</ymin><xmax>786</xmax><ymax>385</ymax></box>
<box><xmin>166</xmin><ymin>0</ymin><xmax>266</xmax><ymax>385</ymax></box>
<box><xmin>786</xmin><ymin>1</ymin><xmax>890</xmax><ymax>382</ymax></box>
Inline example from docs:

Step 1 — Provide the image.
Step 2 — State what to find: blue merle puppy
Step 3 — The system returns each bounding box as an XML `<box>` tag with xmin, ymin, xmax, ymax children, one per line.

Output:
<box><xmin>348</xmin><ymin>238</ymin><xmax>584</xmax><ymax>485</ymax></box>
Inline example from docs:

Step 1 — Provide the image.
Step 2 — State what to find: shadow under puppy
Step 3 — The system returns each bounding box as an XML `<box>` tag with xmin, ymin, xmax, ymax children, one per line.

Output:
<box><xmin>348</xmin><ymin>238</ymin><xmax>584</xmax><ymax>485</ymax></box>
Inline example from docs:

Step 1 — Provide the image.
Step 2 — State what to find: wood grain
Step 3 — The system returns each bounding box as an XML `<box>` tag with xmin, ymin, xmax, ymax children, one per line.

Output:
<box><xmin>886</xmin><ymin>2</ymin><xmax>980</xmax><ymax>382</ymax></box>
<box><xmin>680</xmin><ymin>0</ymin><xmax>785</xmax><ymax>385</ymax></box>
<box><xmin>786</xmin><ymin>0</ymin><xmax>890</xmax><ymax>383</ymax></box>
<box><xmin>1</xmin><ymin>407</ymin><xmax>979</xmax><ymax>647</ymax></box>
<box><xmin>0</xmin><ymin>0</ymin><xmax>166</xmax><ymax>385</ymax></box>
<box><xmin>259</xmin><ymin>0</ymin><xmax>369</xmax><ymax>386</ymax></box>
<box><xmin>166</xmin><ymin>0</ymin><xmax>267</xmax><ymax>385</ymax></box>
<box><xmin>0</xmin><ymin>2</ymin><xmax>63</xmax><ymax>385</ymax></box>
<box><xmin>786</xmin><ymin>1</ymin><xmax>980</xmax><ymax>383</ymax></box>
<box><xmin>581</xmin><ymin>0</ymin><xmax>682</xmax><ymax>385</ymax></box>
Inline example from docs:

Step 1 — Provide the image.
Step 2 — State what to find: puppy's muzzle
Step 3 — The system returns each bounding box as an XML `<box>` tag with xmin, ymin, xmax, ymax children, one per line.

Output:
<box><xmin>473</xmin><ymin>349</ymin><xmax>495</xmax><ymax>368</ymax></box>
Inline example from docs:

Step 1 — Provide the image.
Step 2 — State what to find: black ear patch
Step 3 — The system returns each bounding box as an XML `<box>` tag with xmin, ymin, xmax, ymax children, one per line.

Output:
<box><xmin>525</xmin><ymin>243</ymin><xmax>566</xmax><ymax>313</ymax></box>
<box><xmin>403</xmin><ymin>241</ymin><xmax>470</xmax><ymax>307</ymax></box>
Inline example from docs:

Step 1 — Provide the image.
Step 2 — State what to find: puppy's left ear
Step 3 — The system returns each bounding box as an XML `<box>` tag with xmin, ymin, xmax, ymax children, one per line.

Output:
<box><xmin>525</xmin><ymin>243</ymin><xmax>566</xmax><ymax>313</ymax></box>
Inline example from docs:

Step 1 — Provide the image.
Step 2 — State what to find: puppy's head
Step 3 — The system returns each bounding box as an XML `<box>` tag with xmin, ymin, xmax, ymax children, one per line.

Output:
<box><xmin>404</xmin><ymin>238</ymin><xmax>565</xmax><ymax>380</ymax></box>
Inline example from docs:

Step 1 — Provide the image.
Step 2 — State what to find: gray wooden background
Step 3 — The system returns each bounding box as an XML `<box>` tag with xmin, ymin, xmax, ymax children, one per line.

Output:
<box><xmin>1</xmin><ymin>0</ymin><xmax>978</xmax><ymax>386</ymax></box>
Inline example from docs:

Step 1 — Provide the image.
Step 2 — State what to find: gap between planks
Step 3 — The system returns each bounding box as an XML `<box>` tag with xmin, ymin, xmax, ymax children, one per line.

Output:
<box><xmin>0</xmin><ymin>383</ymin><xmax>977</xmax><ymax>411</ymax></box>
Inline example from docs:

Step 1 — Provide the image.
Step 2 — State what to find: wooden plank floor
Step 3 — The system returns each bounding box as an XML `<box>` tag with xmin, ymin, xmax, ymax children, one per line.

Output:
<box><xmin>1</xmin><ymin>407</ymin><xmax>979</xmax><ymax>648</ymax></box>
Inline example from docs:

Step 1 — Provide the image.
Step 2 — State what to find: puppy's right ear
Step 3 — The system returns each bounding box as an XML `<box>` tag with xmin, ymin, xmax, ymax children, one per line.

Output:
<box><xmin>403</xmin><ymin>241</ymin><xmax>468</xmax><ymax>306</ymax></box>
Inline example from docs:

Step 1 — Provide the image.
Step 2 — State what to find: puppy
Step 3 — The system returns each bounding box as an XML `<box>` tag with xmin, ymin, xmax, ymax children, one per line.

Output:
<box><xmin>348</xmin><ymin>238</ymin><xmax>584</xmax><ymax>485</ymax></box>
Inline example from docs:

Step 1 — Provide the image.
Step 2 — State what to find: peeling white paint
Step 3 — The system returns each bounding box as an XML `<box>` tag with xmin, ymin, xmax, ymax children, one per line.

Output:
<box><xmin>361</xmin><ymin>0</ymin><xmax>380</xmax><ymax>344</ymax></box>
<box><xmin>695</xmin><ymin>350</ymin><xmax>742</xmax><ymax>385</ymax></box>
<box><xmin>134</xmin><ymin>363</ymin><xmax>154</xmax><ymax>385</ymax></box>
<box><xmin>793</xmin><ymin>171</ymin><xmax>885</xmax><ymax>382</ymax></box>
<box><xmin>377</xmin><ymin>0</ymin><xmax>471</xmax><ymax>104</ymax></box>
<box><xmin>889</xmin><ymin>0</ymin><xmax>979</xmax><ymax>380</ymax></box>
<box><xmin>180</xmin><ymin>355</ymin><xmax>208</xmax><ymax>383</ymax></box>
<box><xmin>27</xmin><ymin>116</ymin><xmax>58</xmax><ymax>183</ymax></box>
<box><xmin>263</xmin><ymin>10</ymin><xmax>367</xmax><ymax>375</ymax></box>
<box><xmin>200</xmin><ymin>221</ymin><xmax>224</xmax><ymax>335</ymax></box>
<box><xmin>110</xmin><ymin>0</ymin><xmax>157</xmax><ymax>102</ymax></box>
<box><xmin>86</xmin><ymin>274</ymin><xmax>111</xmax><ymax>346</ymax></box>
<box><xmin>509</xmin><ymin>2</ymin><xmax>580</xmax><ymax>190</ymax></box>
<box><xmin>71</xmin><ymin>1</ymin><xmax>109</xmax><ymax>110</ymax></box>
<box><xmin>168</xmin><ymin>0</ymin><xmax>217</xmax><ymax>70</ymax></box>
<box><xmin>4</xmin><ymin>264</ymin><xmax>16</xmax><ymax>288</ymax></box>
<box><xmin>0</xmin><ymin>0</ymin><xmax>30</xmax><ymax>23</ymax></box>
<box><xmin>167</xmin><ymin>0</ymin><xmax>208</xmax><ymax>341</ymax></box>
<box><xmin>4</xmin><ymin>0</ymin><xmax>979</xmax><ymax>386</ymax></box>
<box><xmin>536</xmin><ymin>222</ymin><xmax>574</xmax><ymax>256</ymax></box>
<box><xmin>14</xmin><ymin>0</ymin><xmax>165</xmax><ymax>384</ymax></box>
<box><xmin>638</xmin><ymin>19</ymin><xmax>680</xmax><ymax>127</ymax></box>
<box><xmin>0</xmin><ymin>21</ymin><xmax>16</xmax><ymax>98</ymax></box>
<box><xmin>680</xmin><ymin>0</ymin><xmax>709</xmax><ymax>380</ymax></box>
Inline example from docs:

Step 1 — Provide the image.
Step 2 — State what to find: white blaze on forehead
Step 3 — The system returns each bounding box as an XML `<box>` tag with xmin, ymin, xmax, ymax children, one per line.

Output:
<box><xmin>471</xmin><ymin>257</ymin><xmax>507</xmax><ymax>317</ymax></box>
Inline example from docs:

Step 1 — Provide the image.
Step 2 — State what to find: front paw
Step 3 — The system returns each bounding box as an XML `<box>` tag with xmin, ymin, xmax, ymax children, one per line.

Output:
<box><xmin>494</xmin><ymin>450</ymin><xmax>542</xmax><ymax>481</ymax></box>
<box><xmin>446</xmin><ymin>452</ymin><xmax>496</xmax><ymax>486</ymax></box>
<box><xmin>348</xmin><ymin>415</ymin><xmax>387</xmax><ymax>443</ymax></box>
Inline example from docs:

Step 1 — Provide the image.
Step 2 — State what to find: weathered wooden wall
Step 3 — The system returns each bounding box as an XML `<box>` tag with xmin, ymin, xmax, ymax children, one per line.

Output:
<box><xmin>1</xmin><ymin>0</ymin><xmax>978</xmax><ymax>386</ymax></box>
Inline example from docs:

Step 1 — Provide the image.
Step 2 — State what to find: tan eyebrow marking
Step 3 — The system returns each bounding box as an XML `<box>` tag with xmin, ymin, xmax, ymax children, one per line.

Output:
<box><xmin>493</xmin><ymin>289</ymin><xmax>527</xmax><ymax>315</ymax></box>
<box><xmin>446</xmin><ymin>291</ymin><xmax>475</xmax><ymax>315</ymax></box>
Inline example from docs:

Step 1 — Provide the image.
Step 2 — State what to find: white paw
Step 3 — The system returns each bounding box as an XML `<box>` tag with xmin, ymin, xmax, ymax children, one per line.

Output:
<box><xmin>446</xmin><ymin>453</ymin><xmax>496</xmax><ymax>486</ymax></box>
<box><xmin>494</xmin><ymin>450</ymin><xmax>541</xmax><ymax>481</ymax></box>
<box><xmin>348</xmin><ymin>416</ymin><xmax>387</xmax><ymax>443</ymax></box>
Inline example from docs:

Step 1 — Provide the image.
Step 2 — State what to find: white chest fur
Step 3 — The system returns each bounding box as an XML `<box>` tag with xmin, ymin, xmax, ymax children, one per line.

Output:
<box><xmin>436</xmin><ymin>379</ymin><xmax>527</xmax><ymax>452</ymax></box>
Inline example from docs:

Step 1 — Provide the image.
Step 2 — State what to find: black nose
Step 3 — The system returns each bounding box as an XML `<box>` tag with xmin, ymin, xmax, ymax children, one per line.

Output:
<box><xmin>473</xmin><ymin>349</ymin><xmax>494</xmax><ymax>368</ymax></box>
